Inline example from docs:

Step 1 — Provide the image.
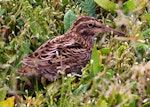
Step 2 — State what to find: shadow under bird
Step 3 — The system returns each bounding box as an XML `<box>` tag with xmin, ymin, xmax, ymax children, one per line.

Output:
<box><xmin>18</xmin><ymin>16</ymin><xmax>125</xmax><ymax>81</ymax></box>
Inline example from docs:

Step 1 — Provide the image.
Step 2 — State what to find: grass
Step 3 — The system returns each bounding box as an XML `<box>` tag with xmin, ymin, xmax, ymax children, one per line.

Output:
<box><xmin>0</xmin><ymin>0</ymin><xmax>150</xmax><ymax>107</ymax></box>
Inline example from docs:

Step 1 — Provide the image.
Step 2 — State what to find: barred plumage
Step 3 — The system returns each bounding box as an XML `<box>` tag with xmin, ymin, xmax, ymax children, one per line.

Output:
<box><xmin>18</xmin><ymin>16</ymin><xmax>125</xmax><ymax>81</ymax></box>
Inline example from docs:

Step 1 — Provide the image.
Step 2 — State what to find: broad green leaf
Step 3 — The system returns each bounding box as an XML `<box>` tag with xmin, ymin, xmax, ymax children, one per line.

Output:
<box><xmin>91</xmin><ymin>43</ymin><xmax>101</xmax><ymax>76</ymax></box>
<box><xmin>94</xmin><ymin>0</ymin><xmax>116</xmax><ymax>12</ymax></box>
<box><xmin>64</xmin><ymin>10</ymin><xmax>76</xmax><ymax>32</ymax></box>
<box><xmin>121</xmin><ymin>0</ymin><xmax>135</xmax><ymax>13</ymax></box>
<box><xmin>0</xmin><ymin>88</ymin><xmax>7</xmax><ymax>101</ymax></box>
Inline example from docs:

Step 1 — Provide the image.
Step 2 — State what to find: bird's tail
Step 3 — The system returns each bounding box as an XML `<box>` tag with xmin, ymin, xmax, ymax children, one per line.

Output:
<box><xmin>17</xmin><ymin>66</ymin><xmax>39</xmax><ymax>76</ymax></box>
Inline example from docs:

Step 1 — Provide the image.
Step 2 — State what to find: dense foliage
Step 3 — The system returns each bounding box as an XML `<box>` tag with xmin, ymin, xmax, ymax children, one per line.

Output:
<box><xmin>0</xmin><ymin>0</ymin><xmax>150</xmax><ymax>106</ymax></box>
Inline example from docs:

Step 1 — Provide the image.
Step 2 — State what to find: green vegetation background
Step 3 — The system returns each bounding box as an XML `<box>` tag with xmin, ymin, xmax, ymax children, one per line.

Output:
<box><xmin>0</xmin><ymin>0</ymin><xmax>150</xmax><ymax>107</ymax></box>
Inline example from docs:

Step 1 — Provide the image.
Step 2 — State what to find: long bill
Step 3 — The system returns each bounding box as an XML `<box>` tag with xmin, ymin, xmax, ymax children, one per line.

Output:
<box><xmin>102</xmin><ymin>25</ymin><xmax>125</xmax><ymax>36</ymax></box>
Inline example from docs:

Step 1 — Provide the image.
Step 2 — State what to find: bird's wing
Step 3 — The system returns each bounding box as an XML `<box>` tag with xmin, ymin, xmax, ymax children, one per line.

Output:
<box><xmin>21</xmin><ymin>37</ymin><xmax>90</xmax><ymax>73</ymax></box>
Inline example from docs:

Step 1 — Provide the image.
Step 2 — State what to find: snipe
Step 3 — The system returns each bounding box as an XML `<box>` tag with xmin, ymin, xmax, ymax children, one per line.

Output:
<box><xmin>18</xmin><ymin>16</ymin><xmax>125</xmax><ymax>81</ymax></box>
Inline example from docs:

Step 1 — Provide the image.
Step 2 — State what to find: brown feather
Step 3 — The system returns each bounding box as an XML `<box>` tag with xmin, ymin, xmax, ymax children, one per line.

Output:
<box><xmin>18</xmin><ymin>16</ymin><xmax>125</xmax><ymax>81</ymax></box>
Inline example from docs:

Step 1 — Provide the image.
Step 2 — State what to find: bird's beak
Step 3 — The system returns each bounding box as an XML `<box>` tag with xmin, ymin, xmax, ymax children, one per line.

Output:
<box><xmin>102</xmin><ymin>25</ymin><xmax>125</xmax><ymax>36</ymax></box>
<box><xmin>96</xmin><ymin>22</ymin><xmax>125</xmax><ymax>36</ymax></box>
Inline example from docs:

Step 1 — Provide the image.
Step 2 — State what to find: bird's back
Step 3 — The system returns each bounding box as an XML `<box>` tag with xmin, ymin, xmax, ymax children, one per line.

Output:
<box><xmin>18</xmin><ymin>34</ymin><xmax>91</xmax><ymax>81</ymax></box>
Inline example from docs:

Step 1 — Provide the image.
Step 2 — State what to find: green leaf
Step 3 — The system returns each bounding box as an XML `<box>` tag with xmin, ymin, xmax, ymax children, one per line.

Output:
<box><xmin>117</xmin><ymin>45</ymin><xmax>127</xmax><ymax>58</ymax></box>
<box><xmin>0</xmin><ymin>88</ymin><xmax>7</xmax><ymax>101</ymax></box>
<box><xmin>100</xmin><ymin>48</ymin><xmax>110</xmax><ymax>55</ymax></box>
<box><xmin>17</xmin><ymin>19</ymin><xmax>24</xmax><ymax>27</ymax></box>
<box><xmin>19</xmin><ymin>42</ymin><xmax>32</xmax><ymax>54</ymax></box>
<box><xmin>0</xmin><ymin>96</ymin><xmax>15</xmax><ymax>107</ymax></box>
<box><xmin>64</xmin><ymin>10</ymin><xmax>76</xmax><ymax>32</ymax></box>
<box><xmin>94</xmin><ymin>0</ymin><xmax>116</xmax><ymax>12</ymax></box>
<box><xmin>141</xmin><ymin>29</ymin><xmax>150</xmax><ymax>38</ymax></box>
<box><xmin>144</xmin><ymin>13</ymin><xmax>150</xmax><ymax>22</ymax></box>
<box><xmin>77</xmin><ymin>0</ymin><xmax>82</xmax><ymax>3</ymax></box>
<box><xmin>124</xmin><ymin>95</ymin><xmax>137</xmax><ymax>107</ymax></box>
<box><xmin>81</xmin><ymin>0</ymin><xmax>96</xmax><ymax>17</ymax></box>
<box><xmin>97</xmin><ymin>100</ymin><xmax>108</xmax><ymax>107</ymax></box>
<box><xmin>0</xmin><ymin>9</ymin><xmax>6</xmax><ymax>16</ymax></box>
<box><xmin>120</xmin><ymin>0</ymin><xmax>135</xmax><ymax>13</ymax></box>
<box><xmin>106</xmin><ymin>20</ymin><xmax>115</xmax><ymax>28</ymax></box>
<box><xmin>142</xmin><ymin>101</ymin><xmax>150</xmax><ymax>107</ymax></box>
<box><xmin>125</xmin><ymin>82</ymin><xmax>137</xmax><ymax>91</ymax></box>
<box><xmin>141</xmin><ymin>13</ymin><xmax>150</xmax><ymax>23</ymax></box>
<box><xmin>73</xmin><ymin>84</ymin><xmax>88</xmax><ymax>96</ymax></box>
<box><xmin>136</xmin><ymin>42</ymin><xmax>149</xmax><ymax>54</ymax></box>
<box><xmin>91</xmin><ymin>43</ymin><xmax>101</xmax><ymax>76</ymax></box>
<box><xmin>106</xmin><ymin>69</ymin><xmax>114</xmax><ymax>80</ymax></box>
<box><xmin>7</xmin><ymin>55</ymin><xmax>17</xmax><ymax>64</ymax></box>
<box><xmin>61</xmin><ymin>0</ymin><xmax>68</xmax><ymax>5</ymax></box>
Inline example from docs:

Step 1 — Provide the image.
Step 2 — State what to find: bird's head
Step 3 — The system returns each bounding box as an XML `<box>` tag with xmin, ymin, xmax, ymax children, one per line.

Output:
<box><xmin>69</xmin><ymin>16</ymin><xmax>125</xmax><ymax>37</ymax></box>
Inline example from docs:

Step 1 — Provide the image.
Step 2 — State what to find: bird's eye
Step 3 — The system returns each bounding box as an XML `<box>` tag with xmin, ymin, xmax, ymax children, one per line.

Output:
<box><xmin>87</xmin><ymin>23</ymin><xmax>94</xmax><ymax>28</ymax></box>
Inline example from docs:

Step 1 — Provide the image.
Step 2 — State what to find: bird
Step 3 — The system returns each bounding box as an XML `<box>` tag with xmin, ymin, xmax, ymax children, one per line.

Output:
<box><xmin>18</xmin><ymin>16</ymin><xmax>125</xmax><ymax>81</ymax></box>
